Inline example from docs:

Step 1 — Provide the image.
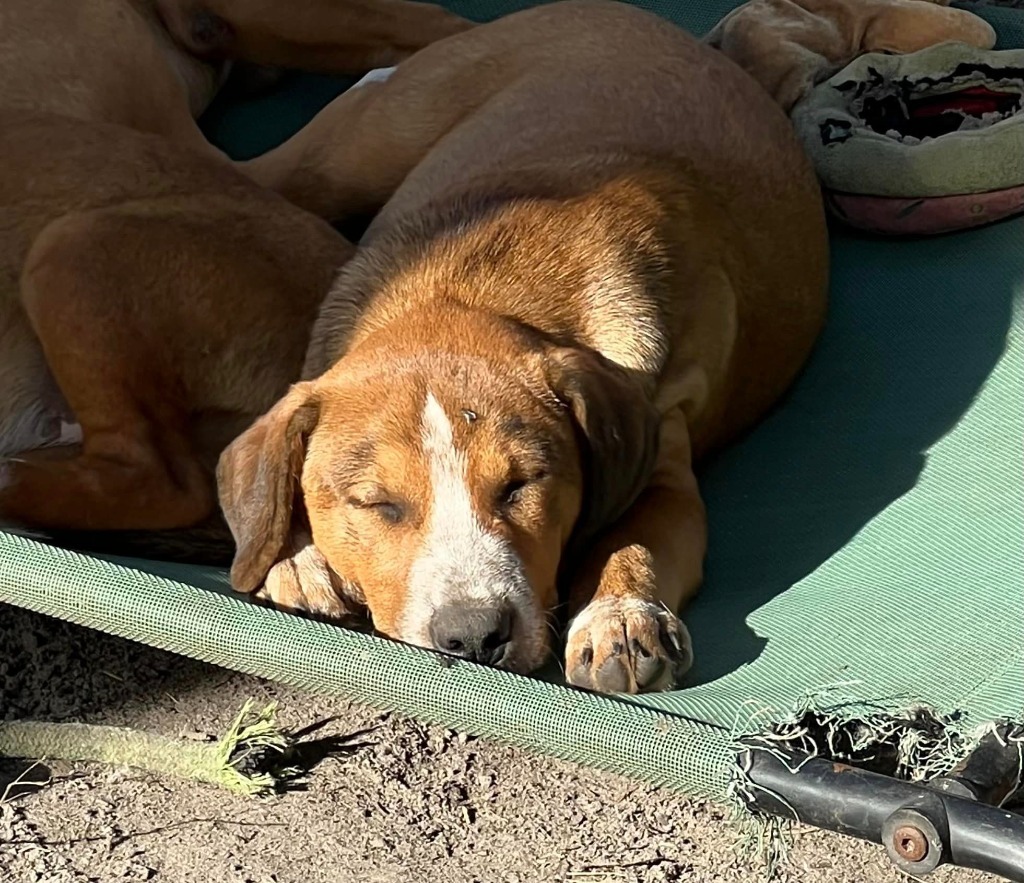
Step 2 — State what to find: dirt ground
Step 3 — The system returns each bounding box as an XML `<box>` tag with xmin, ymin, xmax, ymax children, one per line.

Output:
<box><xmin>0</xmin><ymin>604</ymin><xmax>1007</xmax><ymax>883</ymax></box>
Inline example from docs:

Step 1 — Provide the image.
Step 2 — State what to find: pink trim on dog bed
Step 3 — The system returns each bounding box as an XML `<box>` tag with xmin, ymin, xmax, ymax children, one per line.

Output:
<box><xmin>825</xmin><ymin>185</ymin><xmax>1024</xmax><ymax>236</ymax></box>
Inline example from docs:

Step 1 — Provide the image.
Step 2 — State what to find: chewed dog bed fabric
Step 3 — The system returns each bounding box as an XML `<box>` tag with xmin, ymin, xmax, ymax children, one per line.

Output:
<box><xmin>2</xmin><ymin>0</ymin><xmax>1024</xmax><ymax>801</ymax></box>
<box><xmin>792</xmin><ymin>42</ymin><xmax>1024</xmax><ymax>234</ymax></box>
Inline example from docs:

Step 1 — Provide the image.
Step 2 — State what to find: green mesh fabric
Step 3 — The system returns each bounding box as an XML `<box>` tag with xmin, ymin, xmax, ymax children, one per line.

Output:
<box><xmin>3</xmin><ymin>0</ymin><xmax>1022</xmax><ymax>799</ymax></box>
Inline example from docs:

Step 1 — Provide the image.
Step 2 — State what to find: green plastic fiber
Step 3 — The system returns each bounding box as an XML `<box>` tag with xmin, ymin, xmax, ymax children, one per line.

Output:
<box><xmin>0</xmin><ymin>701</ymin><xmax>290</xmax><ymax>796</ymax></box>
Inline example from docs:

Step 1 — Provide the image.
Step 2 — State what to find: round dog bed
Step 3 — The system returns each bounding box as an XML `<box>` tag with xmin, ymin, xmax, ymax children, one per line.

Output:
<box><xmin>791</xmin><ymin>42</ymin><xmax>1024</xmax><ymax>235</ymax></box>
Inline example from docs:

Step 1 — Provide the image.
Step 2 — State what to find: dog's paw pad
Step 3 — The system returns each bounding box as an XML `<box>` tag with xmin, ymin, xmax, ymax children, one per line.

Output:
<box><xmin>565</xmin><ymin>598</ymin><xmax>692</xmax><ymax>694</ymax></box>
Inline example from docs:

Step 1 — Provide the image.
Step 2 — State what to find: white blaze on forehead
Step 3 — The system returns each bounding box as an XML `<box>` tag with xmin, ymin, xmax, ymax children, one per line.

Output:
<box><xmin>408</xmin><ymin>392</ymin><xmax>518</xmax><ymax>601</ymax></box>
<box><xmin>400</xmin><ymin>392</ymin><xmax>543</xmax><ymax>665</ymax></box>
<box><xmin>421</xmin><ymin>391</ymin><xmax>456</xmax><ymax>461</ymax></box>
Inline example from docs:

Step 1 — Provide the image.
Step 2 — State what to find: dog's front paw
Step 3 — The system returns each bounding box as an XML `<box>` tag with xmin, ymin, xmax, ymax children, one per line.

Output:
<box><xmin>565</xmin><ymin>598</ymin><xmax>692</xmax><ymax>693</ymax></box>
<box><xmin>255</xmin><ymin>543</ymin><xmax>353</xmax><ymax>621</ymax></box>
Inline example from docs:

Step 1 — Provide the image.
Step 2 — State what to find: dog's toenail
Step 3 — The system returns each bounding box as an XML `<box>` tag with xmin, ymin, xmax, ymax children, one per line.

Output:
<box><xmin>635</xmin><ymin>656</ymin><xmax>666</xmax><ymax>687</ymax></box>
<box><xmin>631</xmin><ymin>638</ymin><xmax>651</xmax><ymax>658</ymax></box>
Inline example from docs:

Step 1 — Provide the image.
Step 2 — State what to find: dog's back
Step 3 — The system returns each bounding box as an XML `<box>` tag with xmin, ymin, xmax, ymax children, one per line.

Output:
<box><xmin>0</xmin><ymin>110</ymin><xmax>349</xmax><ymax>447</ymax></box>
<box><xmin>310</xmin><ymin>0</ymin><xmax>828</xmax><ymax>451</ymax></box>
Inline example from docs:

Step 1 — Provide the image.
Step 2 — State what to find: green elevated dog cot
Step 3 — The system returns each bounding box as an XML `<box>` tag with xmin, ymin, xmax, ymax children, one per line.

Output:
<box><xmin>3</xmin><ymin>0</ymin><xmax>1023</xmax><ymax>876</ymax></box>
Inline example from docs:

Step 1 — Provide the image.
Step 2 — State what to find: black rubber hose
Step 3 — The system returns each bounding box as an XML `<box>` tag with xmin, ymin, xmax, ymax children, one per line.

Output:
<box><xmin>737</xmin><ymin>746</ymin><xmax>1024</xmax><ymax>882</ymax></box>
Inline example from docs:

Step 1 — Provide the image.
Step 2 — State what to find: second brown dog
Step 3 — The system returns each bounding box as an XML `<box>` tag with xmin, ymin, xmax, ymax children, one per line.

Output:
<box><xmin>0</xmin><ymin>0</ymin><xmax>471</xmax><ymax>534</ymax></box>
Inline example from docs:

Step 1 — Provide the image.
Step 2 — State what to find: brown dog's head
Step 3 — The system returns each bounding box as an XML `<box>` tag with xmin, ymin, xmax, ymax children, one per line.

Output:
<box><xmin>217</xmin><ymin>305</ymin><xmax>658</xmax><ymax>673</ymax></box>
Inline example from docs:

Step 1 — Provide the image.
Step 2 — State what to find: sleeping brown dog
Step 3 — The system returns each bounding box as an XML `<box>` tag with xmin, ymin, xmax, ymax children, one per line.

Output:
<box><xmin>218</xmin><ymin>0</ymin><xmax>830</xmax><ymax>694</ymax></box>
<box><xmin>0</xmin><ymin>0</ymin><xmax>470</xmax><ymax>533</ymax></box>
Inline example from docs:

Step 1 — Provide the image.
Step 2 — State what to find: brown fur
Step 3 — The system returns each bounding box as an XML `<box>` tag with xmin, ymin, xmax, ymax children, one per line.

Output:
<box><xmin>218</xmin><ymin>1</ymin><xmax>830</xmax><ymax>693</ymax></box>
<box><xmin>0</xmin><ymin>0</ymin><xmax>471</xmax><ymax>533</ymax></box>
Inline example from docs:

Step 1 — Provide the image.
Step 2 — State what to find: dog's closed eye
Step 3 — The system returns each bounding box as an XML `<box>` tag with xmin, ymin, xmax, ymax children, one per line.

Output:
<box><xmin>499</xmin><ymin>478</ymin><xmax>528</xmax><ymax>507</ymax></box>
<box><xmin>496</xmin><ymin>471</ymin><xmax>549</xmax><ymax>511</ymax></box>
<box><xmin>347</xmin><ymin>490</ymin><xmax>407</xmax><ymax>525</ymax></box>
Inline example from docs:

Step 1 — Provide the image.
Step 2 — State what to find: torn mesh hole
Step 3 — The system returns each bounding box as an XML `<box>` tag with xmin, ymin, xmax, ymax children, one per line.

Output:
<box><xmin>739</xmin><ymin>705</ymin><xmax>1024</xmax><ymax>808</ymax></box>
<box><xmin>832</xmin><ymin>62</ymin><xmax>1024</xmax><ymax>143</ymax></box>
<box><xmin>725</xmin><ymin>701</ymin><xmax>1024</xmax><ymax>874</ymax></box>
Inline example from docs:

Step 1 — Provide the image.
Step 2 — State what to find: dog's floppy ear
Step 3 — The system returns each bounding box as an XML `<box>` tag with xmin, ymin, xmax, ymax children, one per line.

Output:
<box><xmin>216</xmin><ymin>383</ymin><xmax>320</xmax><ymax>593</ymax></box>
<box><xmin>545</xmin><ymin>347</ymin><xmax>660</xmax><ymax>542</ymax></box>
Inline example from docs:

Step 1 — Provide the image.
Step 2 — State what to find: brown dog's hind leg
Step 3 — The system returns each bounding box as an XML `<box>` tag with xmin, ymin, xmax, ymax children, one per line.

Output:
<box><xmin>0</xmin><ymin>217</ymin><xmax>218</xmax><ymax>532</ymax></box>
<box><xmin>564</xmin><ymin>411</ymin><xmax>706</xmax><ymax>694</ymax></box>
<box><xmin>0</xmin><ymin>435</ymin><xmax>212</xmax><ymax>531</ymax></box>
<box><xmin>238</xmin><ymin>78</ymin><xmax>408</xmax><ymax>221</ymax></box>
<box><xmin>239</xmin><ymin>40</ymin><xmax>508</xmax><ymax>222</ymax></box>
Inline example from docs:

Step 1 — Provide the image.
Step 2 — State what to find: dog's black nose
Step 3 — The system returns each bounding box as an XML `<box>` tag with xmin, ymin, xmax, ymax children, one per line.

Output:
<box><xmin>429</xmin><ymin>605</ymin><xmax>514</xmax><ymax>665</ymax></box>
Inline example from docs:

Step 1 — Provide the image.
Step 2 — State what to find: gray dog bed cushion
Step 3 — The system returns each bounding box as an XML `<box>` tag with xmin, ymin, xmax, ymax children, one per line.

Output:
<box><xmin>791</xmin><ymin>41</ymin><xmax>1024</xmax><ymax>199</ymax></box>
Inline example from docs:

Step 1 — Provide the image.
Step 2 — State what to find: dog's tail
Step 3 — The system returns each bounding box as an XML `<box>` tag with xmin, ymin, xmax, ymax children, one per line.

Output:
<box><xmin>2</xmin><ymin>518</ymin><xmax>235</xmax><ymax>568</ymax></box>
